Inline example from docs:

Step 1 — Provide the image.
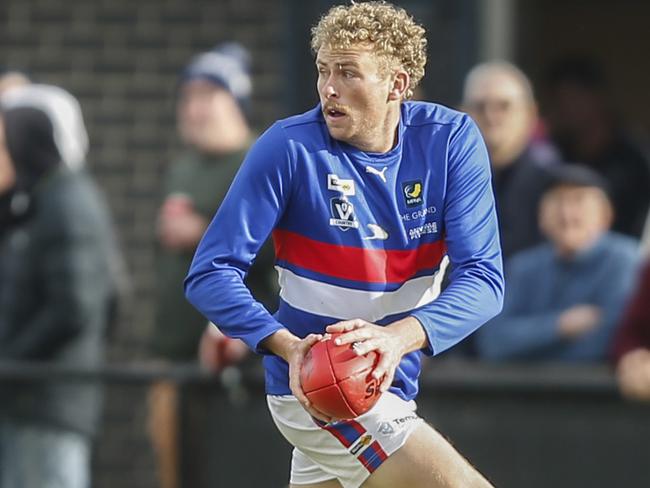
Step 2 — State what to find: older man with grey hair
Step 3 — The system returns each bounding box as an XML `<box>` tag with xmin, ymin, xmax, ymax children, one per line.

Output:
<box><xmin>462</xmin><ymin>61</ymin><xmax>560</xmax><ymax>259</ymax></box>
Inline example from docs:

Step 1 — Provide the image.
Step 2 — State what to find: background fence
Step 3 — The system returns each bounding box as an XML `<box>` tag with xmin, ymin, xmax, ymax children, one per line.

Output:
<box><xmin>2</xmin><ymin>360</ymin><xmax>648</xmax><ymax>487</ymax></box>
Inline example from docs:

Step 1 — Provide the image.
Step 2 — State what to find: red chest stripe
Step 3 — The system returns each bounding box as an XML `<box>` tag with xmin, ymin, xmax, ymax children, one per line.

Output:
<box><xmin>273</xmin><ymin>229</ymin><xmax>446</xmax><ymax>284</ymax></box>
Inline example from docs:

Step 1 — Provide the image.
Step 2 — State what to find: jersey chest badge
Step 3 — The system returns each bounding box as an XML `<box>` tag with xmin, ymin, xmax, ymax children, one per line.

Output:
<box><xmin>327</xmin><ymin>174</ymin><xmax>355</xmax><ymax>196</ymax></box>
<box><xmin>402</xmin><ymin>180</ymin><xmax>424</xmax><ymax>207</ymax></box>
<box><xmin>329</xmin><ymin>197</ymin><xmax>359</xmax><ymax>231</ymax></box>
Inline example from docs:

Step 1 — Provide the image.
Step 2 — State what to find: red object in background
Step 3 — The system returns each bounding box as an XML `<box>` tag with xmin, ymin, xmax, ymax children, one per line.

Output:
<box><xmin>300</xmin><ymin>333</ymin><xmax>383</xmax><ymax>420</ymax></box>
<box><xmin>198</xmin><ymin>325</ymin><xmax>249</xmax><ymax>373</ymax></box>
<box><xmin>160</xmin><ymin>193</ymin><xmax>193</xmax><ymax>217</ymax></box>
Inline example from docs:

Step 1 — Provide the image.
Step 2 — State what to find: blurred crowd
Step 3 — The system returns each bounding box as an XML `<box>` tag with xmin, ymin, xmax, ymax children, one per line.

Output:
<box><xmin>1</xmin><ymin>43</ymin><xmax>650</xmax><ymax>488</ymax></box>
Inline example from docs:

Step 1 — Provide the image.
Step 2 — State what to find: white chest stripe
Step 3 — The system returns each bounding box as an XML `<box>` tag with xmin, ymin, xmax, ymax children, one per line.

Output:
<box><xmin>276</xmin><ymin>256</ymin><xmax>449</xmax><ymax>322</ymax></box>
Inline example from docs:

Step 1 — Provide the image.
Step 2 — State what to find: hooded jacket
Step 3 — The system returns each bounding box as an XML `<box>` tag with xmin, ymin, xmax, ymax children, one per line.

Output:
<box><xmin>0</xmin><ymin>85</ymin><xmax>121</xmax><ymax>437</ymax></box>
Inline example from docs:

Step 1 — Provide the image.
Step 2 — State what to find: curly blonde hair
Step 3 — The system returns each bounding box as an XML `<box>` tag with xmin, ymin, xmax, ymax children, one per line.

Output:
<box><xmin>311</xmin><ymin>1</ymin><xmax>427</xmax><ymax>99</ymax></box>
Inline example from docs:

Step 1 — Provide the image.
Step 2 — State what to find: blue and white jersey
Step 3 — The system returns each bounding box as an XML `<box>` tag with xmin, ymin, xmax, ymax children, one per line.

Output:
<box><xmin>185</xmin><ymin>101</ymin><xmax>504</xmax><ymax>400</ymax></box>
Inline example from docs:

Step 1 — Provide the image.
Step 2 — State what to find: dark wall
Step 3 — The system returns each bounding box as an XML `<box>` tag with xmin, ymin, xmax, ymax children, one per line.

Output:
<box><xmin>517</xmin><ymin>0</ymin><xmax>650</xmax><ymax>134</ymax></box>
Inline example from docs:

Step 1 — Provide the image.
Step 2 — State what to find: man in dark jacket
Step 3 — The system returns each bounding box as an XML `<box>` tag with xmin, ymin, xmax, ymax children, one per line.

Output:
<box><xmin>462</xmin><ymin>61</ymin><xmax>560</xmax><ymax>260</ymax></box>
<box><xmin>0</xmin><ymin>84</ymin><xmax>122</xmax><ymax>488</ymax></box>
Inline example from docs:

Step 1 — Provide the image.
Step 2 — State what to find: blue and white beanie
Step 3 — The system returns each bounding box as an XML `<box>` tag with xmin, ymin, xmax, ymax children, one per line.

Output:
<box><xmin>180</xmin><ymin>42</ymin><xmax>253</xmax><ymax>114</ymax></box>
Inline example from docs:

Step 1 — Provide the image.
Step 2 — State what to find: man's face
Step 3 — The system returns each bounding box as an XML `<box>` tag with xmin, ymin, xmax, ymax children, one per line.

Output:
<box><xmin>316</xmin><ymin>44</ymin><xmax>397</xmax><ymax>151</ymax></box>
<box><xmin>539</xmin><ymin>185</ymin><xmax>612</xmax><ymax>256</ymax></box>
<box><xmin>177</xmin><ymin>80</ymin><xmax>242</xmax><ymax>152</ymax></box>
<box><xmin>464</xmin><ymin>71</ymin><xmax>535</xmax><ymax>164</ymax></box>
<box><xmin>0</xmin><ymin>118</ymin><xmax>17</xmax><ymax>194</ymax></box>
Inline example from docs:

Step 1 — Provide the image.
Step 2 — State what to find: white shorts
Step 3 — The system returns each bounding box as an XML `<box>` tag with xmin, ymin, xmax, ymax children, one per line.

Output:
<box><xmin>267</xmin><ymin>392</ymin><xmax>423</xmax><ymax>488</ymax></box>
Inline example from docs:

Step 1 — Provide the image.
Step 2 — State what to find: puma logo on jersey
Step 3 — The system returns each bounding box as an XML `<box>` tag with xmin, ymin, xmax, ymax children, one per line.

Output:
<box><xmin>365</xmin><ymin>166</ymin><xmax>388</xmax><ymax>183</ymax></box>
<box><xmin>363</xmin><ymin>224</ymin><xmax>389</xmax><ymax>240</ymax></box>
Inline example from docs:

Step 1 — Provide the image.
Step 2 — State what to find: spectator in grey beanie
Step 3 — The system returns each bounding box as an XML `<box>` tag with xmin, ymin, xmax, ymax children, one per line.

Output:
<box><xmin>179</xmin><ymin>42</ymin><xmax>253</xmax><ymax>117</ymax></box>
<box><xmin>147</xmin><ymin>41</ymin><xmax>277</xmax><ymax>488</ymax></box>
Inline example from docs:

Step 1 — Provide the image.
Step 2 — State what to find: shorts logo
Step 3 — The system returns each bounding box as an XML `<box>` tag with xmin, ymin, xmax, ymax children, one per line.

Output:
<box><xmin>350</xmin><ymin>434</ymin><xmax>373</xmax><ymax>455</ymax></box>
<box><xmin>329</xmin><ymin>198</ymin><xmax>359</xmax><ymax>231</ymax></box>
<box><xmin>377</xmin><ymin>422</ymin><xmax>395</xmax><ymax>435</ymax></box>
<box><xmin>391</xmin><ymin>414</ymin><xmax>418</xmax><ymax>426</ymax></box>
<box><xmin>327</xmin><ymin>174</ymin><xmax>355</xmax><ymax>196</ymax></box>
<box><xmin>402</xmin><ymin>180</ymin><xmax>424</xmax><ymax>207</ymax></box>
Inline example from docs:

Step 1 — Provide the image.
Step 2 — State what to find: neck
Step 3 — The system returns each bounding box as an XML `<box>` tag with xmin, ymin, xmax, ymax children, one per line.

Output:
<box><xmin>353</xmin><ymin>104</ymin><xmax>401</xmax><ymax>153</ymax></box>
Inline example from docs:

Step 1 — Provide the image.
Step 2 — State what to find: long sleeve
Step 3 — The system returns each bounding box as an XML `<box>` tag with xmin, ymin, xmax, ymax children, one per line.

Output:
<box><xmin>410</xmin><ymin>116</ymin><xmax>504</xmax><ymax>355</ymax></box>
<box><xmin>184</xmin><ymin>124</ymin><xmax>293</xmax><ymax>352</ymax></box>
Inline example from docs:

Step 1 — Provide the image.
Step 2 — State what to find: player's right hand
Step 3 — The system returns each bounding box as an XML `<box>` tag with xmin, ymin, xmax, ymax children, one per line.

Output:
<box><xmin>286</xmin><ymin>334</ymin><xmax>335</xmax><ymax>423</ymax></box>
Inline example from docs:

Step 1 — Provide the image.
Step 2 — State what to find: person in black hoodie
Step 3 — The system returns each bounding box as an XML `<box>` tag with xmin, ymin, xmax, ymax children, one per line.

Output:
<box><xmin>0</xmin><ymin>84</ymin><xmax>123</xmax><ymax>488</ymax></box>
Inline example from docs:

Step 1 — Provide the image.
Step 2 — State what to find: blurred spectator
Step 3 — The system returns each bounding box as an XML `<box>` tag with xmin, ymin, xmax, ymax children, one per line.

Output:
<box><xmin>462</xmin><ymin>61</ymin><xmax>560</xmax><ymax>259</ymax></box>
<box><xmin>147</xmin><ymin>42</ymin><xmax>277</xmax><ymax>488</ymax></box>
<box><xmin>475</xmin><ymin>164</ymin><xmax>639</xmax><ymax>361</ymax></box>
<box><xmin>0</xmin><ymin>68</ymin><xmax>30</xmax><ymax>97</ymax></box>
<box><xmin>612</xmin><ymin>260</ymin><xmax>650</xmax><ymax>402</ymax></box>
<box><xmin>0</xmin><ymin>70</ymin><xmax>31</xmax><ymax>234</ymax></box>
<box><xmin>641</xmin><ymin>210</ymin><xmax>650</xmax><ymax>257</ymax></box>
<box><xmin>544</xmin><ymin>57</ymin><xmax>650</xmax><ymax>238</ymax></box>
<box><xmin>0</xmin><ymin>85</ymin><xmax>123</xmax><ymax>488</ymax></box>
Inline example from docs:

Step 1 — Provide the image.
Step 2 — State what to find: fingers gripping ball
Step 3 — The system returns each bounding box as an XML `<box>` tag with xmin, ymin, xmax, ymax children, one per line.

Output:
<box><xmin>300</xmin><ymin>333</ymin><xmax>383</xmax><ymax>420</ymax></box>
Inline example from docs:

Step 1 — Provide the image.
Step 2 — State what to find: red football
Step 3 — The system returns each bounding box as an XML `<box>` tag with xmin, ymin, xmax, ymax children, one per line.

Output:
<box><xmin>300</xmin><ymin>333</ymin><xmax>383</xmax><ymax>420</ymax></box>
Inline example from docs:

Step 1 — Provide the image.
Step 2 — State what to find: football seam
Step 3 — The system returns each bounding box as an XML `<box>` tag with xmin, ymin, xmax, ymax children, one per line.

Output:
<box><xmin>324</xmin><ymin>339</ymin><xmax>358</xmax><ymax>416</ymax></box>
<box><xmin>340</xmin><ymin>367</ymin><xmax>375</xmax><ymax>417</ymax></box>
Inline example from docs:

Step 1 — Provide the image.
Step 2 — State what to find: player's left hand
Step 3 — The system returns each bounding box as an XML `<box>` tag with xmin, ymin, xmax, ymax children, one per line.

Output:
<box><xmin>326</xmin><ymin>319</ymin><xmax>407</xmax><ymax>393</ymax></box>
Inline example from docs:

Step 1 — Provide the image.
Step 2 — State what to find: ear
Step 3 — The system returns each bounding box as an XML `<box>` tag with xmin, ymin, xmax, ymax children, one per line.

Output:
<box><xmin>388</xmin><ymin>70</ymin><xmax>410</xmax><ymax>101</ymax></box>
